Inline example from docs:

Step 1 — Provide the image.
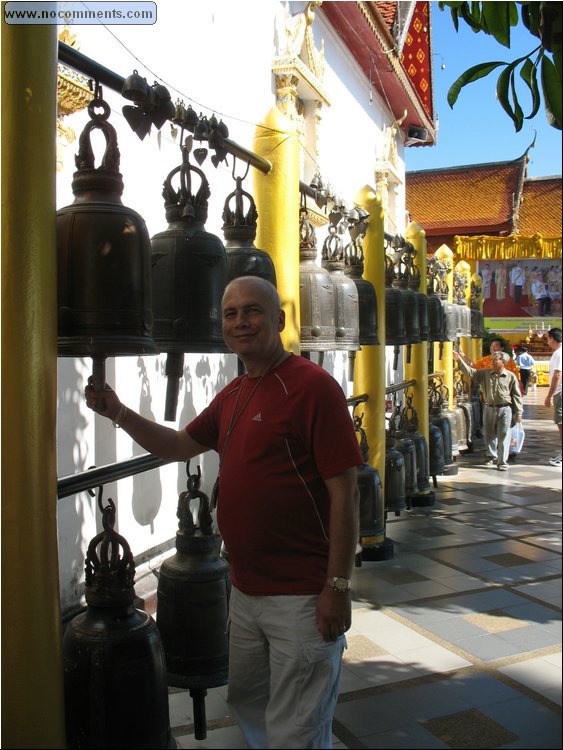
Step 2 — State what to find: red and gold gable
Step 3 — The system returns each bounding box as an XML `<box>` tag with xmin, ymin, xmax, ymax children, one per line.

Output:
<box><xmin>401</xmin><ymin>2</ymin><xmax>433</xmax><ymax>119</ymax></box>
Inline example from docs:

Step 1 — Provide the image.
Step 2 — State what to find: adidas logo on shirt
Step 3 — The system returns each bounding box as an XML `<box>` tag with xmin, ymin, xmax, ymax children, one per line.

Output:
<box><xmin>252</xmin><ymin>413</ymin><xmax>262</xmax><ymax>422</ymax></box>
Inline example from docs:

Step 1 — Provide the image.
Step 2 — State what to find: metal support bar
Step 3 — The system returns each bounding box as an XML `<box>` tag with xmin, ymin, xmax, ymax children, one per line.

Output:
<box><xmin>385</xmin><ymin>379</ymin><xmax>416</xmax><ymax>395</ymax></box>
<box><xmin>299</xmin><ymin>180</ymin><xmax>324</xmax><ymax>204</ymax></box>
<box><xmin>58</xmin><ymin>40</ymin><xmax>125</xmax><ymax>92</ymax></box>
<box><xmin>224</xmin><ymin>137</ymin><xmax>271</xmax><ymax>174</ymax></box>
<box><xmin>58</xmin><ymin>41</ymin><xmax>271</xmax><ymax>174</ymax></box>
<box><xmin>58</xmin><ymin>453</ymin><xmax>171</xmax><ymax>499</ymax></box>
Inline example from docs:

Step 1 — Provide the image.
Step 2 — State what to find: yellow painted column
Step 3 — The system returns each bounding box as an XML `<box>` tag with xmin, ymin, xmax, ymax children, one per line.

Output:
<box><xmin>434</xmin><ymin>245</ymin><xmax>454</xmax><ymax>410</ymax></box>
<box><xmin>353</xmin><ymin>187</ymin><xmax>386</xmax><ymax>520</ymax></box>
<box><xmin>253</xmin><ymin>107</ymin><xmax>300</xmax><ymax>353</ymax></box>
<box><xmin>404</xmin><ymin>222</ymin><xmax>429</xmax><ymax>448</ymax></box>
<box><xmin>1</xmin><ymin>22</ymin><xmax>66</xmax><ymax>749</ymax></box>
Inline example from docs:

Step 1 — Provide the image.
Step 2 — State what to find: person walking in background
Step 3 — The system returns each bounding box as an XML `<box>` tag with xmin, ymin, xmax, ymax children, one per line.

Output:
<box><xmin>515</xmin><ymin>345</ymin><xmax>536</xmax><ymax>395</ymax></box>
<box><xmin>545</xmin><ymin>327</ymin><xmax>562</xmax><ymax>467</ymax></box>
<box><xmin>85</xmin><ymin>275</ymin><xmax>362</xmax><ymax>749</ymax></box>
<box><xmin>454</xmin><ymin>349</ymin><xmax>523</xmax><ymax>471</ymax></box>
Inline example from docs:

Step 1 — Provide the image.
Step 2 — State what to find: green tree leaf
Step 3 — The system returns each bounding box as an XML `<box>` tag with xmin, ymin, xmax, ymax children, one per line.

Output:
<box><xmin>496</xmin><ymin>63</ymin><xmax>516</xmax><ymax>123</ymax></box>
<box><xmin>520</xmin><ymin>57</ymin><xmax>541</xmax><ymax>119</ymax></box>
<box><xmin>482</xmin><ymin>2</ymin><xmax>512</xmax><ymax>47</ymax></box>
<box><xmin>540</xmin><ymin>55</ymin><xmax>563</xmax><ymax>128</ymax></box>
<box><xmin>447</xmin><ymin>61</ymin><xmax>506</xmax><ymax>107</ymax></box>
<box><xmin>460</xmin><ymin>2</ymin><xmax>483</xmax><ymax>31</ymax></box>
<box><xmin>553</xmin><ymin>47</ymin><xmax>562</xmax><ymax>80</ymax></box>
<box><xmin>510</xmin><ymin>67</ymin><xmax>525</xmax><ymax>130</ymax></box>
<box><xmin>440</xmin><ymin>1</ymin><xmax>562</xmax><ymax>130</ymax></box>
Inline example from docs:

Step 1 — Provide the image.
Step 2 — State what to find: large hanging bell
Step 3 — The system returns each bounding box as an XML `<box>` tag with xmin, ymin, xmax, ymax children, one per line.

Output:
<box><xmin>349</xmin><ymin>395</ymin><xmax>385</xmax><ymax>556</ymax></box>
<box><xmin>57</xmin><ymin>94</ymin><xmax>157</xmax><ymax>391</ymax></box>
<box><xmin>151</xmin><ymin>141</ymin><xmax>228</xmax><ymax>420</ymax></box>
<box><xmin>322</xmin><ymin>225</ymin><xmax>360</xmax><ymax>352</ymax></box>
<box><xmin>400</xmin><ymin>395</ymin><xmax>433</xmax><ymax>503</ymax></box>
<box><xmin>428</xmin><ymin>422</ymin><xmax>446</xmax><ymax>484</ymax></box>
<box><xmin>222</xmin><ymin>175</ymin><xmax>276</xmax><ymax>285</ymax></box>
<box><xmin>156</xmin><ymin>464</ymin><xmax>230</xmax><ymax>740</ymax></box>
<box><xmin>384</xmin><ymin>254</ymin><xmax>407</xmax><ymax>370</ymax></box>
<box><xmin>299</xmin><ymin>206</ymin><xmax>336</xmax><ymax>352</ymax></box>
<box><xmin>396</xmin><ymin>244</ymin><xmax>421</xmax><ymax>347</ymax></box>
<box><xmin>384</xmin><ymin>435</ymin><xmax>407</xmax><ymax>515</ymax></box>
<box><xmin>388</xmin><ymin>405</ymin><xmax>418</xmax><ymax>501</ymax></box>
<box><xmin>63</xmin><ymin>490</ymin><xmax>172</xmax><ymax>749</ymax></box>
<box><xmin>427</xmin><ymin>292</ymin><xmax>446</xmax><ymax>343</ymax></box>
<box><xmin>344</xmin><ymin>216</ymin><xmax>379</xmax><ymax>347</ymax></box>
<box><xmin>408</xmin><ymin>265</ymin><xmax>429</xmax><ymax>341</ymax></box>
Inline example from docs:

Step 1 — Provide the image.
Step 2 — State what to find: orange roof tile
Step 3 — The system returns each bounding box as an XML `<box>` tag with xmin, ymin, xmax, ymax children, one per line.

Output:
<box><xmin>406</xmin><ymin>159</ymin><xmax>526</xmax><ymax>235</ymax></box>
<box><xmin>518</xmin><ymin>177</ymin><xmax>562</xmax><ymax>236</ymax></box>
<box><xmin>370</xmin><ymin>1</ymin><xmax>396</xmax><ymax>31</ymax></box>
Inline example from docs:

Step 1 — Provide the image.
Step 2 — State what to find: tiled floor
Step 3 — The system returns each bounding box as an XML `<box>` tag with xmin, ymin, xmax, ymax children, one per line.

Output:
<box><xmin>139</xmin><ymin>387</ymin><xmax>562</xmax><ymax>749</ymax></box>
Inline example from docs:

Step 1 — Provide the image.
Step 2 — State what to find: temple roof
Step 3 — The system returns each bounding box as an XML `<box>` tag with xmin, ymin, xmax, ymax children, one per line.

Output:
<box><xmin>320</xmin><ymin>1</ymin><xmax>436</xmax><ymax>143</ymax></box>
<box><xmin>517</xmin><ymin>176</ymin><xmax>562</xmax><ymax>236</ymax></box>
<box><xmin>406</xmin><ymin>157</ymin><xmax>529</xmax><ymax>236</ymax></box>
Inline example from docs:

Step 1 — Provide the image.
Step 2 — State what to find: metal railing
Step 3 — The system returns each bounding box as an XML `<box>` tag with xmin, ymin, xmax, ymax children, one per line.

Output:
<box><xmin>58</xmin><ymin>453</ymin><xmax>171</xmax><ymax>499</ymax></box>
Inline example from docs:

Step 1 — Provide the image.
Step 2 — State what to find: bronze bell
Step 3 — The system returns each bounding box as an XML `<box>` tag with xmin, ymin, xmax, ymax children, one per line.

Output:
<box><xmin>384</xmin><ymin>435</ymin><xmax>407</xmax><ymax>515</ymax></box>
<box><xmin>408</xmin><ymin>265</ymin><xmax>429</xmax><ymax>341</ymax></box>
<box><xmin>428</xmin><ymin>422</ymin><xmax>446</xmax><ymax>484</ymax></box>
<box><xmin>344</xmin><ymin>211</ymin><xmax>379</xmax><ymax>346</ymax></box>
<box><xmin>427</xmin><ymin>292</ymin><xmax>446</xmax><ymax>343</ymax></box>
<box><xmin>471</xmin><ymin>308</ymin><xmax>485</xmax><ymax>338</ymax></box>
<box><xmin>57</xmin><ymin>93</ymin><xmax>157</xmax><ymax>393</ymax></box>
<box><xmin>222</xmin><ymin>174</ymin><xmax>276</xmax><ymax>285</ymax></box>
<box><xmin>394</xmin><ymin>245</ymin><xmax>421</xmax><ymax>365</ymax></box>
<box><xmin>156</xmin><ymin>464</ymin><xmax>230</xmax><ymax>741</ymax></box>
<box><xmin>429</xmin><ymin>379</ymin><xmax>454</xmax><ymax>468</ymax></box>
<box><xmin>299</xmin><ymin>205</ymin><xmax>336</xmax><ymax>352</ymax></box>
<box><xmin>442</xmin><ymin>299</ymin><xmax>458</xmax><ymax>342</ymax></box>
<box><xmin>121</xmin><ymin>69</ymin><xmax>151</xmax><ymax>103</ymax></box>
<box><xmin>63</xmin><ymin>489</ymin><xmax>172</xmax><ymax>749</ymax></box>
<box><xmin>388</xmin><ymin>404</ymin><xmax>418</xmax><ymax>500</ymax></box>
<box><xmin>384</xmin><ymin>254</ymin><xmax>407</xmax><ymax>370</ymax></box>
<box><xmin>322</xmin><ymin>224</ymin><xmax>360</xmax><ymax>352</ymax></box>
<box><xmin>400</xmin><ymin>394</ymin><xmax>432</xmax><ymax>501</ymax></box>
<box><xmin>151</xmin><ymin>140</ymin><xmax>228</xmax><ymax>421</ymax></box>
<box><xmin>349</xmin><ymin>395</ymin><xmax>385</xmax><ymax>557</ymax></box>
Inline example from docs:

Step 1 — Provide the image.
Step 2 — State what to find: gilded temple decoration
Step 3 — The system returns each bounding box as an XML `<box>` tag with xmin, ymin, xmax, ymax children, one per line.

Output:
<box><xmin>57</xmin><ymin>27</ymin><xmax>92</xmax><ymax>171</ymax></box>
<box><xmin>273</xmin><ymin>1</ymin><xmax>330</xmax><ymax>187</ymax></box>
<box><xmin>375</xmin><ymin>110</ymin><xmax>406</xmax><ymax>230</ymax></box>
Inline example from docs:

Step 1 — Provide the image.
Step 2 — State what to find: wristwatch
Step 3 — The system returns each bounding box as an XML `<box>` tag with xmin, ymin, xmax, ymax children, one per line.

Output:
<box><xmin>326</xmin><ymin>576</ymin><xmax>351</xmax><ymax>592</ymax></box>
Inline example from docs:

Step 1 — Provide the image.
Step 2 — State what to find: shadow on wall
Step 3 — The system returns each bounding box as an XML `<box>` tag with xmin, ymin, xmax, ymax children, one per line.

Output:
<box><xmin>132</xmin><ymin>355</ymin><xmax>163</xmax><ymax>531</ymax></box>
<box><xmin>57</xmin><ymin>356</ymin><xmax>119</xmax><ymax>612</ymax></box>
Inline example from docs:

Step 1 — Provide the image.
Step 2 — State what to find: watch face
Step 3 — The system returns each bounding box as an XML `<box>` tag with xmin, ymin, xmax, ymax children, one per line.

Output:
<box><xmin>329</xmin><ymin>577</ymin><xmax>350</xmax><ymax>591</ymax></box>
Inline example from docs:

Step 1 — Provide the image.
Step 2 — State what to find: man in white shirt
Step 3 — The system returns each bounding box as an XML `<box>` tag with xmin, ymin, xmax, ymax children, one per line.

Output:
<box><xmin>515</xmin><ymin>345</ymin><xmax>535</xmax><ymax>395</ymax></box>
<box><xmin>545</xmin><ymin>327</ymin><xmax>562</xmax><ymax>467</ymax></box>
<box><xmin>510</xmin><ymin>263</ymin><xmax>525</xmax><ymax>304</ymax></box>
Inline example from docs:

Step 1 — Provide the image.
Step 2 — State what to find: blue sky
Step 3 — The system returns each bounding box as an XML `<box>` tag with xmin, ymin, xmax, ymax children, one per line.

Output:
<box><xmin>405</xmin><ymin>3</ymin><xmax>562</xmax><ymax>177</ymax></box>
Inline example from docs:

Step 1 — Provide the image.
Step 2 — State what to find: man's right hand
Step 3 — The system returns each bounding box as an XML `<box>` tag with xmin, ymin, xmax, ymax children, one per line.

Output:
<box><xmin>85</xmin><ymin>378</ymin><xmax>122</xmax><ymax>421</ymax></box>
